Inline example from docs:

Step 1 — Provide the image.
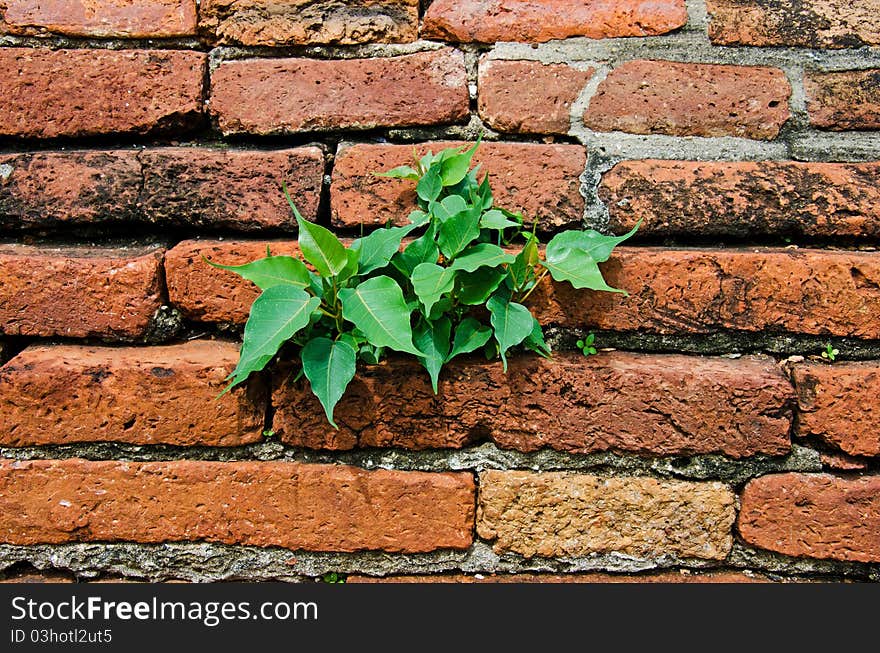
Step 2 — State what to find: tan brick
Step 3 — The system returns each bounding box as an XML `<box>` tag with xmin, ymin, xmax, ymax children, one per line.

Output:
<box><xmin>0</xmin><ymin>460</ymin><xmax>476</xmax><ymax>552</ymax></box>
<box><xmin>0</xmin><ymin>0</ymin><xmax>196</xmax><ymax>37</ymax></box>
<box><xmin>272</xmin><ymin>352</ymin><xmax>793</xmax><ymax>457</ymax></box>
<box><xmin>0</xmin><ymin>243</ymin><xmax>165</xmax><ymax>339</ymax></box>
<box><xmin>793</xmin><ymin>362</ymin><xmax>880</xmax><ymax>457</ymax></box>
<box><xmin>0</xmin><ymin>341</ymin><xmax>265</xmax><ymax>447</ymax></box>
<box><xmin>210</xmin><ymin>50</ymin><xmax>468</xmax><ymax>135</ymax></box>
<box><xmin>739</xmin><ymin>473</ymin><xmax>880</xmax><ymax>563</ymax></box>
<box><xmin>199</xmin><ymin>0</ymin><xmax>418</xmax><ymax>45</ymax></box>
<box><xmin>600</xmin><ymin>160</ymin><xmax>880</xmax><ymax>239</ymax></box>
<box><xmin>331</xmin><ymin>141</ymin><xmax>586</xmax><ymax>230</ymax></box>
<box><xmin>478</xmin><ymin>58</ymin><xmax>593</xmax><ymax>134</ymax></box>
<box><xmin>0</xmin><ymin>48</ymin><xmax>206</xmax><ymax>139</ymax></box>
<box><xmin>583</xmin><ymin>60</ymin><xmax>791</xmax><ymax>139</ymax></box>
<box><xmin>422</xmin><ymin>0</ymin><xmax>687</xmax><ymax>43</ymax></box>
<box><xmin>478</xmin><ymin>471</ymin><xmax>735</xmax><ymax>560</ymax></box>
<box><xmin>805</xmin><ymin>70</ymin><xmax>880</xmax><ymax>130</ymax></box>
<box><xmin>707</xmin><ymin>0</ymin><xmax>880</xmax><ymax>48</ymax></box>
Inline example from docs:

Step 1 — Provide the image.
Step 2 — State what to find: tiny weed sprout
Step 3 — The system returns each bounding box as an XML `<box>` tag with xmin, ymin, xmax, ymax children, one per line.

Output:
<box><xmin>821</xmin><ymin>343</ymin><xmax>839</xmax><ymax>361</ymax></box>
<box><xmin>576</xmin><ymin>333</ymin><xmax>598</xmax><ymax>356</ymax></box>
<box><xmin>209</xmin><ymin>140</ymin><xmax>638</xmax><ymax>427</ymax></box>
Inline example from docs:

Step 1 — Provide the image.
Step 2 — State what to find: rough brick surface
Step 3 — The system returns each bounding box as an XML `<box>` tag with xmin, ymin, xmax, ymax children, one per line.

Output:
<box><xmin>805</xmin><ymin>70</ymin><xmax>880</xmax><ymax>131</ymax></box>
<box><xmin>0</xmin><ymin>243</ymin><xmax>165</xmax><ymax>339</ymax></box>
<box><xmin>583</xmin><ymin>60</ymin><xmax>791</xmax><ymax>139</ymax></box>
<box><xmin>331</xmin><ymin>141</ymin><xmax>586</xmax><ymax>230</ymax></box>
<box><xmin>199</xmin><ymin>0</ymin><xmax>418</xmax><ymax>45</ymax></box>
<box><xmin>707</xmin><ymin>0</ymin><xmax>880</xmax><ymax>48</ymax></box>
<box><xmin>792</xmin><ymin>362</ymin><xmax>880</xmax><ymax>457</ymax></box>
<box><xmin>138</xmin><ymin>147</ymin><xmax>324</xmax><ymax>230</ymax></box>
<box><xmin>0</xmin><ymin>48</ymin><xmax>205</xmax><ymax>139</ymax></box>
<box><xmin>739</xmin><ymin>473</ymin><xmax>880</xmax><ymax>563</ymax></box>
<box><xmin>478</xmin><ymin>58</ymin><xmax>592</xmax><ymax>135</ymax></box>
<box><xmin>478</xmin><ymin>471</ymin><xmax>735</xmax><ymax>560</ymax></box>
<box><xmin>0</xmin><ymin>341</ymin><xmax>265</xmax><ymax>447</ymax></box>
<box><xmin>272</xmin><ymin>352</ymin><xmax>793</xmax><ymax>457</ymax></box>
<box><xmin>600</xmin><ymin>160</ymin><xmax>880</xmax><ymax>239</ymax></box>
<box><xmin>530</xmin><ymin>247</ymin><xmax>880</xmax><ymax>339</ymax></box>
<box><xmin>422</xmin><ymin>0</ymin><xmax>687</xmax><ymax>43</ymax></box>
<box><xmin>0</xmin><ymin>0</ymin><xmax>196</xmax><ymax>37</ymax></box>
<box><xmin>0</xmin><ymin>460</ymin><xmax>476</xmax><ymax>552</ymax></box>
<box><xmin>210</xmin><ymin>50</ymin><xmax>468</xmax><ymax>135</ymax></box>
<box><xmin>348</xmin><ymin>571</ymin><xmax>770</xmax><ymax>583</ymax></box>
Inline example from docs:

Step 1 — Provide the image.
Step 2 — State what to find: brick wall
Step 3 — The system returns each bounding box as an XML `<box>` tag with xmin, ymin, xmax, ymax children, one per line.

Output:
<box><xmin>0</xmin><ymin>0</ymin><xmax>878</xmax><ymax>583</ymax></box>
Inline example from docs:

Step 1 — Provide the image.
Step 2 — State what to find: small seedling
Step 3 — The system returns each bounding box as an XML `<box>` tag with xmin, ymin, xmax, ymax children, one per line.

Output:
<box><xmin>262</xmin><ymin>429</ymin><xmax>276</xmax><ymax>439</ymax></box>
<box><xmin>576</xmin><ymin>333</ymin><xmax>598</xmax><ymax>356</ymax></box>
<box><xmin>821</xmin><ymin>344</ymin><xmax>839</xmax><ymax>361</ymax></box>
<box><xmin>321</xmin><ymin>572</ymin><xmax>346</xmax><ymax>584</ymax></box>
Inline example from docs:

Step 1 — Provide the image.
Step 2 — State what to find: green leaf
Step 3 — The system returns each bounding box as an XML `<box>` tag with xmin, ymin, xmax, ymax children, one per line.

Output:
<box><xmin>438</xmin><ymin>208</ymin><xmax>481</xmax><ymax>259</ymax></box>
<box><xmin>411</xmin><ymin>263</ymin><xmax>456</xmax><ymax>315</ymax></box>
<box><xmin>408</xmin><ymin>210</ymin><xmax>430</xmax><ymax>226</ymax></box>
<box><xmin>337</xmin><ymin>248</ymin><xmax>361</xmax><ymax>283</ymax></box>
<box><xmin>339</xmin><ymin>276</ymin><xmax>421</xmax><ymax>355</ymax></box>
<box><xmin>225</xmin><ymin>286</ymin><xmax>321</xmax><ymax>389</ymax></box>
<box><xmin>374</xmin><ymin>165</ymin><xmax>419</xmax><ymax>180</ymax></box>
<box><xmin>416</xmin><ymin>166</ymin><xmax>443</xmax><ymax>203</ymax></box>
<box><xmin>450</xmin><ymin>243</ymin><xmax>515</xmax><ymax>273</ymax></box>
<box><xmin>439</xmin><ymin>140</ymin><xmax>480</xmax><ymax>187</ymax></box>
<box><xmin>392</xmin><ymin>228</ymin><xmax>439</xmax><ymax>276</ymax></box>
<box><xmin>295</xmin><ymin>216</ymin><xmax>348</xmax><ymax>278</ymax></box>
<box><xmin>455</xmin><ymin>267</ymin><xmax>506</xmax><ymax>305</ymax></box>
<box><xmin>471</xmin><ymin>174</ymin><xmax>493</xmax><ymax>211</ymax></box>
<box><xmin>351</xmin><ymin>224</ymin><xmax>419</xmax><ymax>275</ymax></box>
<box><xmin>487</xmin><ymin>294</ymin><xmax>534</xmax><ymax>372</ymax></box>
<box><xmin>432</xmin><ymin>195</ymin><xmax>468</xmax><ymax>222</ymax></box>
<box><xmin>541</xmin><ymin>249</ymin><xmax>625</xmax><ymax>294</ymax></box>
<box><xmin>414</xmin><ymin>317</ymin><xmax>451</xmax><ymax>393</ymax></box>
<box><xmin>480</xmin><ymin>209</ymin><xmax>520</xmax><ymax>231</ymax></box>
<box><xmin>508</xmin><ymin>234</ymin><xmax>539</xmax><ymax>290</ymax></box>
<box><xmin>205</xmin><ymin>255</ymin><xmax>310</xmax><ymax>291</ymax></box>
<box><xmin>545</xmin><ymin>221</ymin><xmax>640</xmax><ymax>264</ymax></box>
<box><xmin>523</xmin><ymin>317</ymin><xmax>551</xmax><ymax>358</ymax></box>
<box><xmin>301</xmin><ymin>337</ymin><xmax>357</xmax><ymax>429</ymax></box>
<box><xmin>446</xmin><ymin>317</ymin><xmax>492</xmax><ymax>362</ymax></box>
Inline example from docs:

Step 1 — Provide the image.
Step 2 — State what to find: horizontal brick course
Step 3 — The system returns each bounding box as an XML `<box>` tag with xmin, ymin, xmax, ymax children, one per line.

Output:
<box><xmin>478</xmin><ymin>471</ymin><xmax>736</xmax><ymax>560</ymax></box>
<box><xmin>0</xmin><ymin>460</ymin><xmax>476</xmax><ymax>552</ymax></box>
<box><xmin>210</xmin><ymin>50</ymin><xmax>469</xmax><ymax>135</ymax></box>
<box><xmin>348</xmin><ymin>571</ymin><xmax>771</xmax><ymax>583</ymax></box>
<box><xmin>0</xmin><ymin>243</ymin><xmax>165</xmax><ymax>339</ymax></box>
<box><xmin>0</xmin><ymin>48</ymin><xmax>206</xmax><ymax>139</ymax></box>
<box><xmin>0</xmin><ymin>341</ymin><xmax>265</xmax><ymax>447</ymax></box>
<box><xmin>805</xmin><ymin>70</ymin><xmax>880</xmax><ymax>131</ymax></box>
<box><xmin>739</xmin><ymin>473</ymin><xmax>880</xmax><ymax>563</ymax></box>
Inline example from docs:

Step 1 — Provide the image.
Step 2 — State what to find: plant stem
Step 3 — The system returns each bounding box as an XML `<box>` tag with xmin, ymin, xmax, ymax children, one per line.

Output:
<box><xmin>518</xmin><ymin>268</ymin><xmax>549</xmax><ymax>303</ymax></box>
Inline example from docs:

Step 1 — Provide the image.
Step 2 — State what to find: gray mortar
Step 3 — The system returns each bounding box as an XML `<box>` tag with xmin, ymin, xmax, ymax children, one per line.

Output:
<box><xmin>729</xmin><ymin>543</ymin><xmax>880</xmax><ymax>582</ymax></box>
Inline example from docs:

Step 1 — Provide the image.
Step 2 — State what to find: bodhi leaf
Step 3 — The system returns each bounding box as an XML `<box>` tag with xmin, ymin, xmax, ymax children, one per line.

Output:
<box><xmin>450</xmin><ymin>243</ymin><xmax>515</xmax><ymax>273</ymax></box>
<box><xmin>438</xmin><ymin>207</ymin><xmax>481</xmax><ymax>259</ymax></box>
<box><xmin>285</xmin><ymin>186</ymin><xmax>349</xmax><ymax>277</ymax></box>
<box><xmin>487</xmin><ymin>293</ymin><xmax>534</xmax><ymax>371</ymax></box>
<box><xmin>541</xmin><ymin>249</ymin><xmax>625</xmax><ymax>294</ymax></box>
<box><xmin>416</xmin><ymin>165</ymin><xmax>442</xmax><ymax>203</ymax></box>
<box><xmin>508</xmin><ymin>234</ymin><xmax>539</xmax><ymax>291</ymax></box>
<box><xmin>446</xmin><ymin>317</ymin><xmax>492</xmax><ymax>363</ymax></box>
<box><xmin>351</xmin><ymin>223</ymin><xmax>420</xmax><ymax>275</ymax></box>
<box><xmin>414</xmin><ymin>317</ymin><xmax>451</xmax><ymax>393</ymax></box>
<box><xmin>522</xmin><ymin>317</ymin><xmax>551</xmax><ymax>358</ymax></box>
<box><xmin>455</xmin><ymin>267</ymin><xmax>506</xmax><ymax>305</ymax></box>
<box><xmin>479</xmin><ymin>209</ymin><xmax>520</xmax><ymax>231</ymax></box>
<box><xmin>439</xmin><ymin>140</ymin><xmax>480</xmax><ymax>187</ymax></box>
<box><xmin>374</xmin><ymin>165</ymin><xmax>419</xmax><ymax>180</ymax></box>
<box><xmin>205</xmin><ymin>255</ymin><xmax>310</xmax><ymax>290</ymax></box>
<box><xmin>411</xmin><ymin>263</ymin><xmax>456</xmax><ymax>315</ymax></box>
<box><xmin>546</xmin><ymin>221</ymin><xmax>640</xmax><ymax>264</ymax></box>
<box><xmin>301</xmin><ymin>337</ymin><xmax>357</xmax><ymax>429</ymax></box>
<box><xmin>392</xmin><ymin>229</ymin><xmax>439</xmax><ymax>276</ymax></box>
<box><xmin>339</xmin><ymin>276</ymin><xmax>422</xmax><ymax>355</ymax></box>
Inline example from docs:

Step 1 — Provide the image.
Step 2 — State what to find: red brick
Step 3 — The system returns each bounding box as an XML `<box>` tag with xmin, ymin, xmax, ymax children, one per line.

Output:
<box><xmin>139</xmin><ymin>147</ymin><xmax>324</xmax><ymax>231</ymax></box>
<box><xmin>478</xmin><ymin>58</ymin><xmax>593</xmax><ymax>135</ymax></box>
<box><xmin>739</xmin><ymin>473</ymin><xmax>880</xmax><ymax>563</ymax></box>
<box><xmin>600</xmin><ymin>160</ymin><xmax>880</xmax><ymax>239</ymax></box>
<box><xmin>805</xmin><ymin>70</ymin><xmax>880</xmax><ymax>130</ymax></box>
<box><xmin>0</xmin><ymin>0</ymin><xmax>196</xmax><ymax>37</ymax></box>
<box><xmin>272</xmin><ymin>352</ymin><xmax>792</xmax><ymax>457</ymax></box>
<box><xmin>792</xmin><ymin>362</ymin><xmax>880</xmax><ymax>457</ymax></box>
<box><xmin>820</xmin><ymin>452</ymin><xmax>869</xmax><ymax>472</ymax></box>
<box><xmin>422</xmin><ymin>0</ymin><xmax>687</xmax><ymax>43</ymax></box>
<box><xmin>529</xmin><ymin>247</ymin><xmax>880</xmax><ymax>339</ymax></box>
<box><xmin>210</xmin><ymin>50</ymin><xmax>468</xmax><ymax>135</ymax></box>
<box><xmin>707</xmin><ymin>0</ymin><xmax>880</xmax><ymax>48</ymax></box>
<box><xmin>348</xmin><ymin>571</ymin><xmax>771</xmax><ymax>582</ymax></box>
<box><xmin>0</xmin><ymin>243</ymin><xmax>165</xmax><ymax>339</ymax></box>
<box><xmin>0</xmin><ymin>48</ymin><xmax>205</xmax><ymax>139</ymax></box>
<box><xmin>0</xmin><ymin>460</ymin><xmax>475</xmax><ymax>552</ymax></box>
<box><xmin>0</xmin><ymin>341</ymin><xmax>265</xmax><ymax>447</ymax></box>
<box><xmin>199</xmin><ymin>0</ymin><xmax>418</xmax><ymax>45</ymax></box>
<box><xmin>331</xmin><ymin>141</ymin><xmax>586</xmax><ymax>230</ymax></box>
<box><xmin>583</xmin><ymin>61</ymin><xmax>791</xmax><ymax>139</ymax></box>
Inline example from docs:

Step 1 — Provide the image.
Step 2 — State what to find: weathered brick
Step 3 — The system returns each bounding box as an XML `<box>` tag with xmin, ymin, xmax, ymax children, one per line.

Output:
<box><xmin>820</xmin><ymin>452</ymin><xmax>869</xmax><ymax>471</ymax></box>
<box><xmin>600</xmin><ymin>160</ymin><xmax>880</xmax><ymax>239</ymax></box>
<box><xmin>272</xmin><ymin>352</ymin><xmax>792</xmax><ymax>457</ymax></box>
<box><xmin>792</xmin><ymin>362</ymin><xmax>880</xmax><ymax>457</ymax></box>
<box><xmin>707</xmin><ymin>0</ymin><xmax>880</xmax><ymax>48</ymax></box>
<box><xmin>0</xmin><ymin>243</ymin><xmax>165</xmax><ymax>339</ymax></box>
<box><xmin>0</xmin><ymin>571</ymin><xmax>75</xmax><ymax>583</ymax></box>
<box><xmin>0</xmin><ymin>48</ymin><xmax>205</xmax><ymax>139</ymax></box>
<box><xmin>331</xmin><ymin>141</ymin><xmax>586</xmax><ymax>230</ymax></box>
<box><xmin>583</xmin><ymin>60</ymin><xmax>791</xmax><ymax>139</ymax></box>
<box><xmin>348</xmin><ymin>571</ymin><xmax>771</xmax><ymax>582</ymax></box>
<box><xmin>0</xmin><ymin>460</ymin><xmax>475</xmax><ymax>552</ymax></box>
<box><xmin>739</xmin><ymin>473</ymin><xmax>880</xmax><ymax>563</ymax></box>
<box><xmin>422</xmin><ymin>0</ymin><xmax>687</xmax><ymax>43</ymax></box>
<box><xmin>199</xmin><ymin>0</ymin><xmax>418</xmax><ymax>45</ymax></box>
<box><xmin>478</xmin><ymin>58</ymin><xmax>593</xmax><ymax>135</ymax></box>
<box><xmin>478</xmin><ymin>472</ymin><xmax>735</xmax><ymax>560</ymax></box>
<box><xmin>138</xmin><ymin>147</ymin><xmax>324</xmax><ymax>231</ymax></box>
<box><xmin>0</xmin><ymin>0</ymin><xmax>196</xmax><ymax>37</ymax></box>
<box><xmin>210</xmin><ymin>50</ymin><xmax>468</xmax><ymax>135</ymax></box>
<box><xmin>805</xmin><ymin>70</ymin><xmax>880</xmax><ymax>130</ymax></box>
<box><xmin>0</xmin><ymin>341</ymin><xmax>265</xmax><ymax>447</ymax></box>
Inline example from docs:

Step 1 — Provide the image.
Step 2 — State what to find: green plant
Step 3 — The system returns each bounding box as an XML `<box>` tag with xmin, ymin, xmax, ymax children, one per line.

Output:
<box><xmin>576</xmin><ymin>333</ymin><xmax>598</xmax><ymax>356</ymax></box>
<box><xmin>320</xmin><ymin>572</ymin><xmax>346</xmax><ymax>584</ymax></box>
<box><xmin>210</xmin><ymin>140</ymin><xmax>638</xmax><ymax>426</ymax></box>
<box><xmin>821</xmin><ymin>343</ymin><xmax>839</xmax><ymax>361</ymax></box>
